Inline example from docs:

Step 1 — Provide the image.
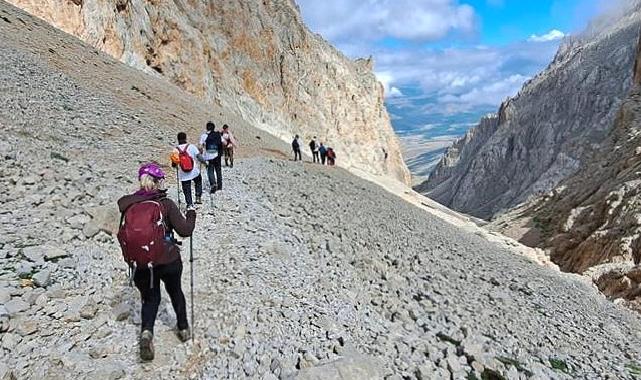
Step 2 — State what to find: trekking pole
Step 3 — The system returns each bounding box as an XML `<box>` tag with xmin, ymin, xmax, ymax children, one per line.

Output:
<box><xmin>190</xmin><ymin>235</ymin><xmax>194</xmax><ymax>342</ymax></box>
<box><xmin>176</xmin><ymin>168</ymin><xmax>182</xmax><ymax>211</ymax></box>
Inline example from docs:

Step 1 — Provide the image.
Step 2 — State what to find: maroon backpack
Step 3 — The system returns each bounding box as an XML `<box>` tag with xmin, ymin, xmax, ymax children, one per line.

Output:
<box><xmin>117</xmin><ymin>200</ymin><xmax>167</xmax><ymax>268</ymax></box>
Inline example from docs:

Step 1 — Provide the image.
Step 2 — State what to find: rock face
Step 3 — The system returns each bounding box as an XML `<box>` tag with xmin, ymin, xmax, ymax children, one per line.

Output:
<box><xmin>485</xmin><ymin>15</ymin><xmax>641</xmax><ymax>310</ymax></box>
<box><xmin>491</xmin><ymin>82</ymin><xmax>641</xmax><ymax>311</ymax></box>
<box><xmin>7</xmin><ymin>0</ymin><xmax>410</xmax><ymax>184</ymax></box>
<box><xmin>417</xmin><ymin>6</ymin><xmax>641</xmax><ymax>219</ymax></box>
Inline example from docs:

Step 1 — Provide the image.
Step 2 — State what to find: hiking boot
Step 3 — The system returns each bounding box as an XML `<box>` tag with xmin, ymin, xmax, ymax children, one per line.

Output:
<box><xmin>195</xmin><ymin>196</ymin><xmax>202</xmax><ymax>204</ymax></box>
<box><xmin>177</xmin><ymin>328</ymin><xmax>191</xmax><ymax>342</ymax></box>
<box><xmin>139</xmin><ymin>330</ymin><xmax>154</xmax><ymax>361</ymax></box>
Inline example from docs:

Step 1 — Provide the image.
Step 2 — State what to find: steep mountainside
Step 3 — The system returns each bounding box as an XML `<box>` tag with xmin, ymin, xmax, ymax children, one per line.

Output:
<box><xmin>7</xmin><ymin>0</ymin><xmax>410</xmax><ymax>184</ymax></box>
<box><xmin>490</xmin><ymin>41</ymin><xmax>641</xmax><ymax>311</ymax></box>
<box><xmin>418</xmin><ymin>6</ymin><xmax>641</xmax><ymax>219</ymax></box>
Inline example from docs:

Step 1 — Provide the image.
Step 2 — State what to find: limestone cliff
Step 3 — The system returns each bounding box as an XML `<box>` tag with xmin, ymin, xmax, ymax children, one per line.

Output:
<box><xmin>417</xmin><ymin>6</ymin><xmax>641</xmax><ymax>219</ymax></box>
<box><xmin>490</xmin><ymin>67</ymin><xmax>641</xmax><ymax>310</ymax></box>
<box><xmin>8</xmin><ymin>0</ymin><xmax>410</xmax><ymax>184</ymax></box>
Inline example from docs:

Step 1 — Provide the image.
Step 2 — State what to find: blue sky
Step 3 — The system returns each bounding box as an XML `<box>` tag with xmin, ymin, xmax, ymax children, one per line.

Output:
<box><xmin>296</xmin><ymin>0</ymin><xmax>621</xmax><ymax>177</ymax></box>
<box><xmin>296</xmin><ymin>0</ymin><xmax>612</xmax><ymax>118</ymax></box>
<box><xmin>469</xmin><ymin>0</ymin><xmax>602</xmax><ymax>44</ymax></box>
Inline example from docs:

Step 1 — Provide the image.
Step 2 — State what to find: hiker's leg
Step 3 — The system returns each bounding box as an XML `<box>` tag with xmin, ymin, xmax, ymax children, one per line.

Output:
<box><xmin>162</xmin><ymin>261</ymin><xmax>188</xmax><ymax>331</ymax></box>
<box><xmin>207</xmin><ymin>160</ymin><xmax>216</xmax><ymax>189</ymax></box>
<box><xmin>181</xmin><ymin>180</ymin><xmax>193</xmax><ymax>206</ymax></box>
<box><xmin>134</xmin><ymin>268</ymin><xmax>162</xmax><ymax>333</ymax></box>
<box><xmin>213</xmin><ymin>156</ymin><xmax>223</xmax><ymax>190</ymax></box>
<box><xmin>229</xmin><ymin>148</ymin><xmax>234</xmax><ymax>167</ymax></box>
<box><xmin>194</xmin><ymin>174</ymin><xmax>203</xmax><ymax>197</ymax></box>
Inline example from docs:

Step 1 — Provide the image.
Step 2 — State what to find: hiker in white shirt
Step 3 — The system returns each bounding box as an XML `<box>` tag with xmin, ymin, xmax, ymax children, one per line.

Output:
<box><xmin>171</xmin><ymin>132</ymin><xmax>202</xmax><ymax>206</ymax></box>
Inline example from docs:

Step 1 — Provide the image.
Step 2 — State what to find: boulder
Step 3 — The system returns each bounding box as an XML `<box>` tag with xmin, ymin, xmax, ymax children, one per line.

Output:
<box><xmin>32</xmin><ymin>269</ymin><xmax>51</xmax><ymax>288</ymax></box>
<box><xmin>42</xmin><ymin>246</ymin><xmax>69</xmax><ymax>261</ymax></box>
<box><xmin>21</xmin><ymin>247</ymin><xmax>44</xmax><ymax>263</ymax></box>
<box><xmin>85</xmin><ymin>205</ymin><xmax>120</xmax><ymax>236</ymax></box>
<box><xmin>4</xmin><ymin>299</ymin><xmax>29</xmax><ymax>316</ymax></box>
<box><xmin>293</xmin><ymin>355</ymin><xmax>383</xmax><ymax>380</ymax></box>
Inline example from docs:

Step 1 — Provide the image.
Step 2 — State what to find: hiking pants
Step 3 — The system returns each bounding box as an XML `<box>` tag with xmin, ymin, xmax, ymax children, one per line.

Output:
<box><xmin>312</xmin><ymin>151</ymin><xmax>320</xmax><ymax>163</ymax></box>
<box><xmin>224</xmin><ymin>147</ymin><xmax>234</xmax><ymax>167</ymax></box>
<box><xmin>207</xmin><ymin>157</ymin><xmax>223</xmax><ymax>191</ymax></box>
<box><xmin>181</xmin><ymin>174</ymin><xmax>202</xmax><ymax>206</ymax></box>
<box><xmin>321</xmin><ymin>153</ymin><xmax>327</xmax><ymax>165</ymax></box>
<box><xmin>293</xmin><ymin>149</ymin><xmax>302</xmax><ymax>161</ymax></box>
<box><xmin>134</xmin><ymin>260</ymin><xmax>188</xmax><ymax>333</ymax></box>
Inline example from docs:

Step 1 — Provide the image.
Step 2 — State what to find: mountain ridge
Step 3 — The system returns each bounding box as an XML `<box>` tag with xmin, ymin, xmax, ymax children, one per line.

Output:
<box><xmin>418</xmin><ymin>7</ymin><xmax>641</xmax><ymax>219</ymax></box>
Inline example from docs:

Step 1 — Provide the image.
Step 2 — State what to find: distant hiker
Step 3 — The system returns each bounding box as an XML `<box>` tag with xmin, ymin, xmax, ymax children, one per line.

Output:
<box><xmin>221</xmin><ymin>124</ymin><xmax>237</xmax><ymax>168</ymax></box>
<box><xmin>319</xmin><ymin>142</ymin><xmax>327</xmax><ymax>165</ymax></box>
<box><xmin>170</xmin><ymin>132</ymin><xmax>202</xmax><ymax>207</ymax></box>
<box><xmin>382</xmin><ymin>148</ymin><xmax>388</xmax><ymax>161</ymax></box>
<box><xmin>309</xmin><ymin>136</ymin><xmax>319</xmax><ymax>163</ymax></box>
<box><xmin>327</xmin><ymin>147</ymin><xmax>336</xmax><ymax>166</ymax></box>
<box><xmin>117</xmin><ymin>163</ymin><xmax>196</xmax><ymax>361</ymax></box>
<box><xmin>292</xmin><ymin>135</ymin><xmax>302</xmax><ymax>161</ymax></box>
<box><xmin>199</xmin><ymin>121</ymin><xmax>223</xmax><ymax>193</ymax></box>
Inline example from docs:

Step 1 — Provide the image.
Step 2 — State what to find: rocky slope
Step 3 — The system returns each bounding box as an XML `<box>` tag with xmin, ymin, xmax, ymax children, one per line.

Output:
<box><xmin>7</xmin><ymin>0</ymin><xmax>410</xmax><ymax>184</ymax></box>
<box><xmin>3</xmin><ymin>2</ymin><xmax>641</xmax><ymax>380</ymax></box>
<box><xmin>417</xmin><ymin>5</ymin><xmax>641</xmax><ymax>219</ymax></box>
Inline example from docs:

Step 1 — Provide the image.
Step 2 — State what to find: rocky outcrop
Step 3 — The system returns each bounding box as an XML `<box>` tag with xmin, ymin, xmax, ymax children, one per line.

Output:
<box><xmin>7</xmin><ymin>0</ymin><xmax>410</xmax><ymax>184</ymax></box>
<box><xmin>512</xmin><ymin>83</ymin><xmax>641</xmax><ymax>272</ymax></box>
<box><xmin>418</xmin><ymin>6</ymin><xmax>641</xmax><ymax>219</ymax></box>
<box><xmin>488</xmin><ymin>37</ymin><xmax>641</xmax><ymax>309</ymax></box>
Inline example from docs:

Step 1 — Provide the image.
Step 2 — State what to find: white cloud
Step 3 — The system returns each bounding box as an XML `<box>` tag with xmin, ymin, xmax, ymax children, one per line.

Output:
<box><xmin>297</xmin><ymin>0</ymin><xmax>477</xmax><ymax>43</ymax></box>
<box><xmin>376</xmin><ymin>39</ymin><xmax>561</xmax><ymax>114</ymax></box>
<box><xmin>528</xmin><ymin>29</ymin><xmax>566</xmax><ymax>42</ymax></box>
<box><xmin>388</xmin><ymin>87</ymin><xmax>404</xmax><ymax>97</ymax></box>
<box><xmin>298</xmin><ymin>1</ymin><xmax>565</xmax><ymax>115</ymax></box>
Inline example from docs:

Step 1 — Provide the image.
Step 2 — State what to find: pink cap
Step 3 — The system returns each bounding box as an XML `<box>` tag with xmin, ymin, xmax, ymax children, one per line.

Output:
<box><xmin>138</xmin><ymin>163</ymin><xmax>166</xmax><ymax>179</ymax></box>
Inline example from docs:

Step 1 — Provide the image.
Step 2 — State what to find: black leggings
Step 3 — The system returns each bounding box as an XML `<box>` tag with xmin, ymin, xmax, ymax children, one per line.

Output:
<box><xmin>134</xmin><ymin>260</ymin><xmax>188</xmax><ymax>333</ymax></box>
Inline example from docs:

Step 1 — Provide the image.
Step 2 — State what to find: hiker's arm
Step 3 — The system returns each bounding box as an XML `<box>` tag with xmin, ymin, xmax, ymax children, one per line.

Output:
<box><xmin>166</xmin><ymin>201</ymin><xmax>196</xmax><ymax>237</ymax></box>
<box><xmin>198</xmin><ymin>135</ymin><xmax>205</xmax><ymax>154</ymax></box>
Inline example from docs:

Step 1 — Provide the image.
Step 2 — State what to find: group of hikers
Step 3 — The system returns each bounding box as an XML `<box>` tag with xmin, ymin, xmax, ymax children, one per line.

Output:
<box><xmin>116</xmin><ymin>121</ymin><xmax>236</xmax><ymax>361</ymax></box>
<box><xmin>116</xmin><ymin>124</ymin><xmax>344</xmax><ymax>362</ymax></box>
<box><xmin>291</xmin><ymin>135</ymin><xmax>336</xmax><ymax>165</ymax></box>
<box><xmin>168</xmin><ymin>122</ymin><xmax>237</xmax><ymax>207</ymax></box>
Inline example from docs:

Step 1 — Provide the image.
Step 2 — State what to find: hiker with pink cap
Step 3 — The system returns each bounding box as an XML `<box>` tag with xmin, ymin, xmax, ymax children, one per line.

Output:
<box><xmin>116</xmin><ymin>162</ymin><xmax>197</xmax><ymax>361</ymax></box>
